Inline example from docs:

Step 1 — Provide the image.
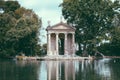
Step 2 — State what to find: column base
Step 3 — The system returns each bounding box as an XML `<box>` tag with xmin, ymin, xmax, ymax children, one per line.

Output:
<box><xmin>47</xmin><ymin>51</ymin><xmax>52</xmax><ymax>56</ymax></box>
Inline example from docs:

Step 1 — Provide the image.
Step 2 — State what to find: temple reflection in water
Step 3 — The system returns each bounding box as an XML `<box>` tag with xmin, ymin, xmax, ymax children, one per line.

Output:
<box><xmin>39</xmin><ymin>60</ymin><xmax>93</xmax><ymax>80</ymax></box>
<box><xmin>39</xmin><ymin>59</ymin><xmax>112</xmax><ymax>80</ymax></box>
<box><xmin>46</xmin><ymin>61</ymin><xmax>75</xmax><ymax>80</ymax></box>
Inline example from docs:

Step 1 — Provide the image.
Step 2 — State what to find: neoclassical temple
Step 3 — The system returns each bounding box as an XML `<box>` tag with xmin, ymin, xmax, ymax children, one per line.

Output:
<box><xmin>46</xmin><ymin>22</ymin><xmax>76</xmax><ymax>56</ymax></box>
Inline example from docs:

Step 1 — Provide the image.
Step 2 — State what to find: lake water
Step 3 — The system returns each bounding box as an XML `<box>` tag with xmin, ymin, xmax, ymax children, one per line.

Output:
<box><xmin>0</xmin><ymin>58</ymin><xmax>120</xmax><ymax>80</ymax></box>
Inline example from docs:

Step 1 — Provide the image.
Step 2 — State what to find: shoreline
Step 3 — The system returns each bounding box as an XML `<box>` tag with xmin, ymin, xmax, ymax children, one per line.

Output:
<box><xmin>1</xmin><ymin>56</ymin><xmax>120</xmax><ymax>60</ymax></box>
<box><xmin>104</xmin><ymin>56</ymin><xmax>120</xmax><ymax>58</ymax></box>
<box><xmin>14</xmin><ymin>55</ymin><xmax>120</xmax><ymax>61</ymax></box>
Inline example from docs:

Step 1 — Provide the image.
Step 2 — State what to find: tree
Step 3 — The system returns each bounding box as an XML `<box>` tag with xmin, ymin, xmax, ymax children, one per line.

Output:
<box><xmin>61</xmin><ymin>0</ymin><xmax>120</xmax><ymax>55</ymax></box>
<box><xmin>6</xmin><ymin>8</ymin><xmax>41</xmax><ymax>56</ymax></box>
<box><xmin>110</xmin><ymin>27</ymin><xmax>120</xmax><ymax>55</ymax></box>
<box><xmin>0</xmin><ymin>1</ymin><xmax>20</xmax><ymax>13</ymax></box>
<box><xmin>0</xmin><ymin>1</ymin><xmax>41</xmax><ymax>58</ymax></box>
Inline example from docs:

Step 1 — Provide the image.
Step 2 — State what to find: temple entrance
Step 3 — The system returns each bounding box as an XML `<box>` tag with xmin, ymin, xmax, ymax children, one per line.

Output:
<box><xmin>59</xmin><ymin>38</ymin><xmax>64</xmax><ymax>55</ymax></box>
<box><xmin>59</xmin><ymin>33</ymin><xmax>64</xmax><ymax>55</ymax></box>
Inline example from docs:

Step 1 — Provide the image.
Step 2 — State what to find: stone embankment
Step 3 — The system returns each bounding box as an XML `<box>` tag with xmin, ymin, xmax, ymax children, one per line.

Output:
<box><xmin>38</xmin><ymin>55</ymin><xmax>93</xmax><ymax>60</ymax></box>
<box><xmin>15</xmin><ymin>55</ymin><xmax>93</xmax><ymax>60</ymax></box>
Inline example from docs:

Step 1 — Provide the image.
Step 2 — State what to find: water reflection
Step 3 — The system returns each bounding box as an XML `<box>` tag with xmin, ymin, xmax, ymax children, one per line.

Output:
<box><xmin>94</xmin><ymin>58</ymin><xmax>111</xmax><ymax>78</ymax></box>
<box><xmin>39</xmin><ymin>61</ymin><xmax>76</xmax><ymax>80</ymax></box>
<box><xmin>0</xmin><ymin>58</ymin><xmax>120</xmax><ymax>80</ymax></box>
<box><xmin>38</xmin><ymin>59</ymin><xmax>119</xmax><ymax>80</ymax></box>
<box><xmin>0</xmin><ymin>60</ymin><xmax>40</xmax><ymax>80</ymax></box>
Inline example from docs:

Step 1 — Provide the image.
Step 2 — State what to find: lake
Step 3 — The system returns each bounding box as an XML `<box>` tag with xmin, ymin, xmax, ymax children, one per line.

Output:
<box><xmin>0</xmin><ymin>58</ymin><xmax>120</xmax><ymax>80</ymax></box>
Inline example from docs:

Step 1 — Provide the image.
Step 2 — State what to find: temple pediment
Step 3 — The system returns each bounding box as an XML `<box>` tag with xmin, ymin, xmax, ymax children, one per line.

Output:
<box><xmin>52</xmin><ymin>25</ymin><xmax>71</xmax><ymax>29</ymax></box>
<box><xmin>46</xmin><ymin>22</ymin><xmax>75</xmax><ymax>31</ymax></box>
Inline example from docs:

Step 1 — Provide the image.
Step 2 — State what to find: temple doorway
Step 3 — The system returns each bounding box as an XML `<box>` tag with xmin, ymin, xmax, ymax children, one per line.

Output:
<box><xmin>59</xmin><ymin>34</ymin><xmax>64</xmax><ymax>55</ymax></box>
<box><xmin>59</xmin><ymin>38</ymin><xmax>64</xmax><ymax>55</ymax></box>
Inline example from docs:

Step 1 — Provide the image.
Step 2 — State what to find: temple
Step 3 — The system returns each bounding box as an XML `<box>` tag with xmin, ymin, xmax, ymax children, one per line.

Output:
<box><xmin>46</xmin><ymin>22</ymin><xmax>76</xmax><ymax>56</ymax></box>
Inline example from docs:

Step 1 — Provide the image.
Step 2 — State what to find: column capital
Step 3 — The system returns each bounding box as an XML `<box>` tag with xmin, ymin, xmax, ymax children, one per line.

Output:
<box><xmin>71</xmin><ymin>32</ymin><xmax>75</xmax><ymax>35</ymax></box>
<box><xmin>47</xmin><ymin>33</ymin><xmax>51</xmax><ymax>35</ymax></box>
<box><xmin>55</xmin><ymin>33</ymin><xmax>59</xmax><ymax>35</ymax></box>
<box><xmin>64</xmin><ymin>32</ymin><xmax>68</xmax><ymax>35</ymax></box>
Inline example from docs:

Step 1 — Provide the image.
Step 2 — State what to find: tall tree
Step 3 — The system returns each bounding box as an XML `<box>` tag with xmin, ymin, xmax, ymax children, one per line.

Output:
<box><xmin>61</xmin><ymin>0</ymin><xmax>120</xmax><ymax>55</ymax></box>
<box><xmin>110</xmin><ymin>26</ymin><xmax>120</xmax><ymax>55</ymax></box>
<box><xmin>0</xmin><ymin>1</ymin><xmax>41</xmax><ymax>58</ymax></box>
<box><xmin>0</xmin><ymin>12</ymin><xmax>17</xmax><ymax>58</ymax></box>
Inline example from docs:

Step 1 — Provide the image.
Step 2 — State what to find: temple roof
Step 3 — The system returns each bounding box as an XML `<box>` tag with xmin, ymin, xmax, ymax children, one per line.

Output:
<box><xmin>46</xmin><ymin>22</ymin><xmax>76</xmax><ymax>31</ymax></box>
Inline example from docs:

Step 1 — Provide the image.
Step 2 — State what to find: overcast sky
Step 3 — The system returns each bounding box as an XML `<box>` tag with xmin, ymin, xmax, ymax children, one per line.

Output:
<box><xmin>17</xmin><ymin>0</ymin><xmax>63</xmax><ymax>44</ymax></box>
<box><xmin>18</xmin><ymin>0</ymin><xmax>63</xmax><ymax>26</ymax></box>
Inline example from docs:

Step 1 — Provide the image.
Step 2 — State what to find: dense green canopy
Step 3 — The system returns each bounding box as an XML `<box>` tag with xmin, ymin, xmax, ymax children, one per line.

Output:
<box><xmin>0</xmin><ymin>1</ymin><xmax>41</xmax><ymax>58</ymax></box>
<box><xmin>61</xmin><ymin>0</ymin><xmax>120</xmax><ymax>56</ymax></box>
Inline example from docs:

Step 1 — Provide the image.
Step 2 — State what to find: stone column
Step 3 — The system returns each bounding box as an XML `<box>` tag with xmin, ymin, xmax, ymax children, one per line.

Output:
<box><xmin>64</xmin><ymin>33</ymin><xmax>68</xmax><ymax>55</ymax></box>
<box><xmin>56</xmin><ymin>33</ymin><xmax>59</xmax><ymax>55</ymax></box>
<box><xmin>47</xmin><ymin>33</ymin><xmax>51</xmax><ymax>55</ymax></box>
<box><xmin>72</xmin><ymin>33</ymin><xmax>75</xmax><ymax>55</ymax></box>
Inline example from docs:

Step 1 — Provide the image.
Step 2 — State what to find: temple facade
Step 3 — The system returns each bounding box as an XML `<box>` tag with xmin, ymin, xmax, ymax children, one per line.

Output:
<box><xmin>46</xmin><ymin>22</ymin><xmax>76</xmax><ymax>56</ymax></box>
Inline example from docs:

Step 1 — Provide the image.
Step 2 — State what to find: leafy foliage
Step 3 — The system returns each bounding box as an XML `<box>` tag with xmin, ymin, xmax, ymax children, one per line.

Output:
<box><xmin>0</xmin><ymin>1</ymin><xmax>20</xmax><ymax>13</ymax></box>
<box><xmin>0</xmin><ymin>1</ymin><xmax>41</xmax><ymax>58</ymax></box>
<box><xmin>110</xmin><ymin>27</ymin><xmax>120</xmax><ymax>55</ymax></box>
<box><xmin>61</xmin><ymin>0</ymin><xmax>120</xmax><ymax>55</ymax></box>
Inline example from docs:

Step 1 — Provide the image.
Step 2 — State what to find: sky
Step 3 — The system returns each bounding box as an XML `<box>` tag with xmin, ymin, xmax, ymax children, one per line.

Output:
<box><xmin>17</xmin><ymin>0</ymin><xmax>63</xmax><ymax>44</ymax></box>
